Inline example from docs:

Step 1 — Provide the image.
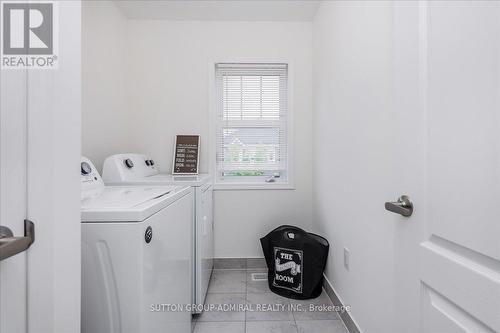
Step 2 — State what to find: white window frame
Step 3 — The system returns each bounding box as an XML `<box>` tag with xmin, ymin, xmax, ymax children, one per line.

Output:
<box><xmin>208</xmin><ymin>60</ymin><xmax>294</xmax><ymax>190</ymax></box>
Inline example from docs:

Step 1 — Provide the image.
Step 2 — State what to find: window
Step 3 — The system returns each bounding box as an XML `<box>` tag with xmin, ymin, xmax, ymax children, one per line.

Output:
<box><xmin>214</xmin><ymin>63</ymin><xmax>290</xmax><ymax>187</ymax></box>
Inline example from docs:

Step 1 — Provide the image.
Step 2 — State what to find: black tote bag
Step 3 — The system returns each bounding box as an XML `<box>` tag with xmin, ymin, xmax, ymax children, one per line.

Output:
<box><xmin>260</xmin><ymin>225</ymin><xmax>329</xmax><ymax>300</ymax></box>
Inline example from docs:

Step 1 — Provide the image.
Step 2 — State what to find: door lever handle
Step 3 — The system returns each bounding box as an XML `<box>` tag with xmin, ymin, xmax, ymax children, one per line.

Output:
<box><xmin>0</xmin><ymin>220</ymin><xmax>35</xmax><ymax>261</ymax></box>
<box><xmin>385</xmin><ymin>195</ymin><xmax>413</xmax><ymax>217</ymax></box>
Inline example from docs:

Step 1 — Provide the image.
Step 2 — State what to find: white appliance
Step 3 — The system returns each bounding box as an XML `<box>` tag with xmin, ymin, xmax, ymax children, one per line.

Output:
<box><xmin>80</xmin><ymin>157</ymin><xmax>192</xmax><ymax>333</ymax></box>
<box><xmin>102</xmin><ymin>154</ymin><xmax>214</xmax><ymax>313</ymax></box>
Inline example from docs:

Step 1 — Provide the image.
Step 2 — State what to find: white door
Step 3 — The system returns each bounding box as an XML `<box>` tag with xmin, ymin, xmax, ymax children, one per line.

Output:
<box><xmin>0</xmin><ymin>62</ymin><xmax>29</xmax><ymax>333</ymax></box>
<box><xmin>392</xmin><ymin>1</ymin><xmax>500</xmax><ymax>332</ymax></box>
<box><xmin>0</xmin><ymin>1</ymin><xmax>82</xmax><ymax>332</ymax></box>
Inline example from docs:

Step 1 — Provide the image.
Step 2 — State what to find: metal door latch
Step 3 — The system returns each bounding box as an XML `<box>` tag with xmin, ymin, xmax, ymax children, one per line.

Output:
<box><xmin>0</xmin><ymin>220</ymin><xmax>35</xmax><ymax>261</ymax></box>
<box><xmin>385</xmin><ymin>195</ymin><xmax>414</xmax><ymax>217</ymax></box>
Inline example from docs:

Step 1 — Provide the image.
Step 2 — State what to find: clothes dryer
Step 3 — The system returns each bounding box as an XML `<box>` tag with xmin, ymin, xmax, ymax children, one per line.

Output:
<box><xmin>102</xmin><ymin>154</ymin><xmax>214</xmax><ymax>313</ymax></box>
<box><xmin>81</xmin><ymin>157</ymin><xmax>192</xmax><ymax>333</ymax></box>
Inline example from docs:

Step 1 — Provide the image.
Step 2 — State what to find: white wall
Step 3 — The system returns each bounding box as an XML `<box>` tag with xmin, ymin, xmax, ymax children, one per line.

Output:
<box><xmin>126</xmin><ymin>20</ymin><xmax>313</xmax><ymax>258</ymax></box>
<box><xmin>312</xmin><ymin>1</ymin><xmax>396</xmax><ymax>331</ymax></box>
<box><xmin>82</xmin><ymin>1</ymin><xmax>130</xmax><ymax>172</ymax></box>
<box><xmin>82</xmin><ymin>5</ymin><xmax>314</xmax><ymax>258</ymax></box>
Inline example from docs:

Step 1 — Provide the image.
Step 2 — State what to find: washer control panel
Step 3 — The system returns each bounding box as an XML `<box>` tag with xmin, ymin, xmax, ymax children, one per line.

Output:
<box><xmin>102</xmin><ymin>154</ymin><xmax>159</xmax><ymax>183</ymax></box>
<box><xmin>81</xmin><ymin>157</ymin><xmax>104</xmax><ymax>191</ymax></box>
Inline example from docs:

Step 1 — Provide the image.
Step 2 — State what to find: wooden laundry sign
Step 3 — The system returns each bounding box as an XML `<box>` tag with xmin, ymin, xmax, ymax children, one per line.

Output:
<box><xmin>172</xmin><ymin>135</ymin><xmax>200</xmax><ymax>175</ymax></box>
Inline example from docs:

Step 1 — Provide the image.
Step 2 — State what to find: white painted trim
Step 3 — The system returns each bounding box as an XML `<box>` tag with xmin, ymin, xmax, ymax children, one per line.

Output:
<box><xmin>207</xmin><ymin>57</ymin><xmax>295</xmax><ymax>190</ymax></box>
<box><xmin>26</xmin><ymin>2</ymin><xmax>82</xmax><ymax>332</ymax></box>
<box><xmin>208</xmin><ymin>58</ymin><xmax>217</xmax><ymax>181</ymax></box>
<box><xmin>286</xmin><ymin>59</ymin><xmax>296</xmax><ymax>190</ymax></box>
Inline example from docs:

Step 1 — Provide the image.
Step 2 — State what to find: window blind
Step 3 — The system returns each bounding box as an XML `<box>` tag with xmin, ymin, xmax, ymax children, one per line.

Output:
<box><xmin>215</xmin><ymin>63</ymin><xmax>289</xmax><ymax>183</ymax></box>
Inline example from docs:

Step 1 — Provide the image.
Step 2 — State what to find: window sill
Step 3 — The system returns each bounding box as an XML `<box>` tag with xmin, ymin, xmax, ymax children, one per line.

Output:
<box><xmin>214</xmin><ymin>183</ymin><xmax>295</xmax><ymax>191</ymax></box>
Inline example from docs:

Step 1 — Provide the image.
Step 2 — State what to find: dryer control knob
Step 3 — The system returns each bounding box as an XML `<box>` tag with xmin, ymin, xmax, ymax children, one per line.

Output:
<box><xmin>124</xmin><ymin>159</ymin><xmax>134</xmax><ymax>168</ymax></box>
<box><xmin>150</xmin><ymin>160</ymin><xmax>155</xmax><ymax>166</ymax></box>
<box><xmin>81</xmin><ymin>162</ymin><xmax>92</xmax><ymax>175</ymax></box>
<box><xmin>145</xmin><ymin>160</ymin><xmax>151</xmax><ymax>166</ymax></box>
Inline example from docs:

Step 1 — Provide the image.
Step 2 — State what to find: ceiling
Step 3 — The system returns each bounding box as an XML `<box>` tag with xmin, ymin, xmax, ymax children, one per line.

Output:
<box><xmin>113</xmin><ymin>0</ymin><xmax>321</xmax><ymax>21</ymax></box>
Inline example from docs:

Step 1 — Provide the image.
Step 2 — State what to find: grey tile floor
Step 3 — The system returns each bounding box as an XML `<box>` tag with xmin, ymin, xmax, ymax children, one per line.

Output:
<box><xmin>192</xmin><ymin>266</ymin><xmax>349</xmax><ymax>333</ymax></box>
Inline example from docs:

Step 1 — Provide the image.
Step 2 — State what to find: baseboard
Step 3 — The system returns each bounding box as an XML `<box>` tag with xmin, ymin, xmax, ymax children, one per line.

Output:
<box><xmin>323</xmin><ymin>274</ymin><xmax>362</xmax><ymax>333</ymax></box>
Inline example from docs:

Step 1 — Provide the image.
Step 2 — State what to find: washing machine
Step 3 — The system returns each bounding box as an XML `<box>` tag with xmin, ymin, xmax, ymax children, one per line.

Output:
<box><xmin>81</xmin><ymin>157</ymin><xmax>192</xmax><ymax>333</ymax></box>
<box><xmin>102</xmin><ymin>153</ymin><xmax>214</xmax><ymax>313</ymax></box>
